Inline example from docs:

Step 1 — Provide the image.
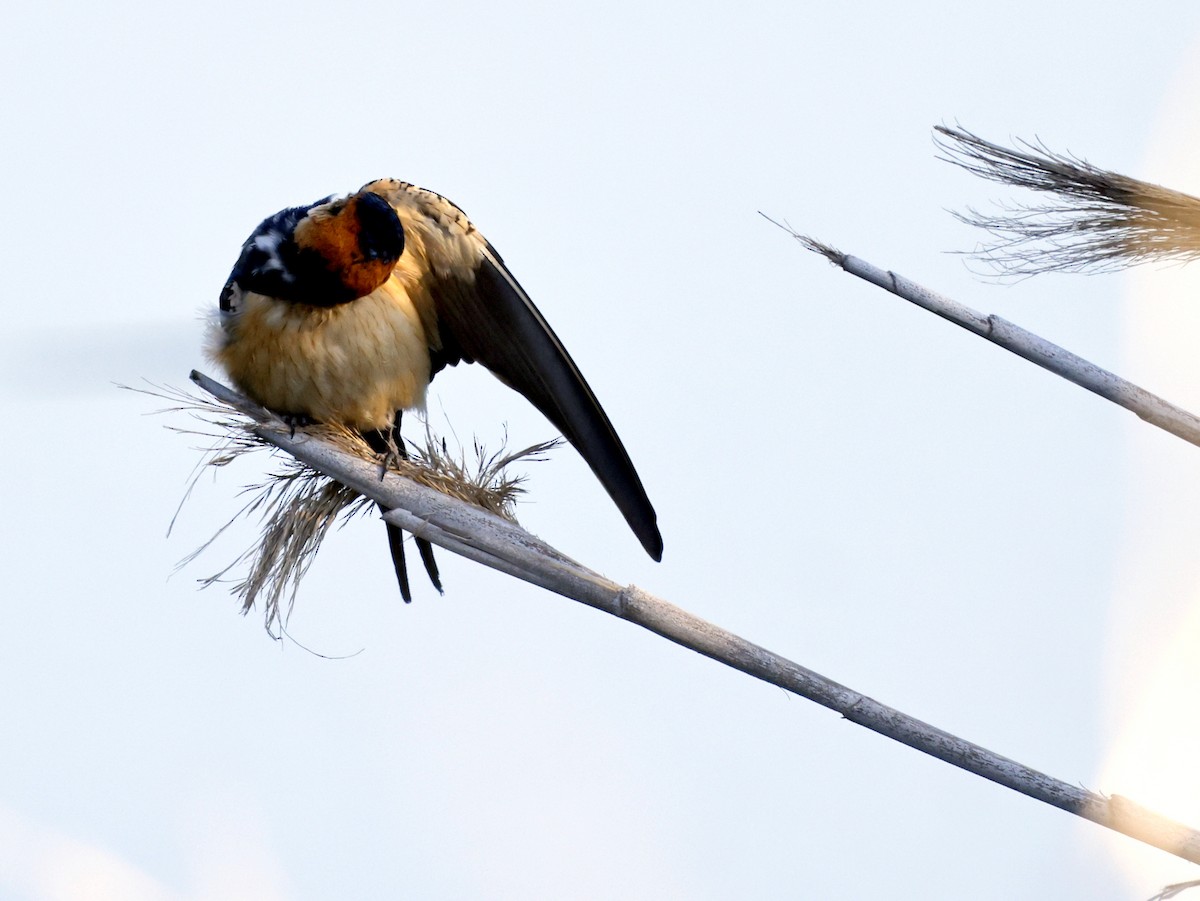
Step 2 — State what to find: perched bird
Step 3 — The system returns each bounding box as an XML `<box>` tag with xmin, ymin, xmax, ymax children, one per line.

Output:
<box><xmin>208</xmin><ymin>180</ymin><xmax>662</xmax><ymax>600</ymax></box>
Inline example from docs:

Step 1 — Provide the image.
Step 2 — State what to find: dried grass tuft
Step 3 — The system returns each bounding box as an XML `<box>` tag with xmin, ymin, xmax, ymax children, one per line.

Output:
<box><xmin>936</xmin><ymin>124</ymin><xmax>1200</xmax><ymax>276</ymax></box>
<box><xmin>135</xmin><ymin>382</ymin><xmax>558</xmax><ymax>636</ymax></box>
<box><xmin>1146</xmin><ymin>880</ymin><xmax>1200</xmax><ymax>901</ymax></box>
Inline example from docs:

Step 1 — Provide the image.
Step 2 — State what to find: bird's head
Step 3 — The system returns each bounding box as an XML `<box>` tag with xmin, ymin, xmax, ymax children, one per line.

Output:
<box><xmin>222</xmin><ymin>189</ymin><xmax>407</xmax><ymax>310</ymax></box>
<box><xmin>290</xmin><ymin>190</ymin><xmax>405</xmax><ymax>304</ymax></box>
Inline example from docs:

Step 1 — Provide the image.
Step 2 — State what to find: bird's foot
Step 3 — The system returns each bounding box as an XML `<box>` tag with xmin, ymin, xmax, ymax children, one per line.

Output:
<box><xmin>278</xmin><ymin>412</ymin><xmax>315</xmax><ymax>439</ymax></box>
<box><xmin>377</xmin><ymin>448</ymin><xmax>399</xmax><ymax>481</ymax></box>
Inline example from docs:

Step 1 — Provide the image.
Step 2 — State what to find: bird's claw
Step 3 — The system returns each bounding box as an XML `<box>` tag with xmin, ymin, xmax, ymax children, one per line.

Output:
<box><xmin>377</xmin><ymin>450</ymin><xmax>395</xmax><ymax>481</ymax></box>
<box><xmin>278</xmin><ymin>412</ymin><xmax>314</xmax><ymax>439</ymax></box>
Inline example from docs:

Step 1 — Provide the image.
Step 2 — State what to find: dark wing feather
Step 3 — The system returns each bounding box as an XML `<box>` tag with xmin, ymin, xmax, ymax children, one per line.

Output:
<box><xmin>431</xmin><ymin>244</ymin><xmax>663</xmax><ymax>561</ymax></box>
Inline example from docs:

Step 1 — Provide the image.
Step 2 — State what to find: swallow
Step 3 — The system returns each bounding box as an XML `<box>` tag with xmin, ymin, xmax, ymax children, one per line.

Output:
<box><xmin>208</xmin><ymin>180</ymin><xmax>662</xmax><ymax>601</ymax></box>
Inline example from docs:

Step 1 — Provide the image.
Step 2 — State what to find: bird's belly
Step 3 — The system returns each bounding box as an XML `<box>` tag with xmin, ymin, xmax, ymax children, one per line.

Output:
<box><xmin>213</xmin><ymin>279</ymin><xmax>431</xmax><ymax>431</ymax></box>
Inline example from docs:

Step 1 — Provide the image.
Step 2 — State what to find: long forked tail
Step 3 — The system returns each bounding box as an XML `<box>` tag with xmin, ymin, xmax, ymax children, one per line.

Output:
<box><xmin>363</xmin><ymin>422</ymin><xmax>443</xmax><ymax>603</ymax></box>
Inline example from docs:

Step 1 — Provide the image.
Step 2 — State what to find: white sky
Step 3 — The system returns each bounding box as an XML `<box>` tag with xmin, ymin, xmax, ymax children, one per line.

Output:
<box><xmin>3</xmin><ymin>1</ymin><xmax>1200</xmax><ymax>898</ymax></box>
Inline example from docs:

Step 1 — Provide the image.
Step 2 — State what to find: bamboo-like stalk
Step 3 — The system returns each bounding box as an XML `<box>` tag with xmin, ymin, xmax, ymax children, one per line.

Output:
<box><xmin>191</xmin><ymin>369</ymin><xmax>1200</xmax><ymax>868</ymax></box>
<box><xmin>769</xmin><ymin>225</ymin><xmax>1200</xmax><ymax>450</ymax></box>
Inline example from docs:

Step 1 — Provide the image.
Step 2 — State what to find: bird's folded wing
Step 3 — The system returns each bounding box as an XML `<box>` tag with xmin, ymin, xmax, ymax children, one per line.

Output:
<box><xmin>435</xmin><ymin>244</ymin><xmax>662</xmax><ymax>560</ymax></box>
<box><xmin>367</xmin><ymin>179</ymin><xmax>662</xmax><ymax>560</ymax></box>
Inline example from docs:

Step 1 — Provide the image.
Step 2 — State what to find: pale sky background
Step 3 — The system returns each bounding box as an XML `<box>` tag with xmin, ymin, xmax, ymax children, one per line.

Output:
<box><xmin>3</xmin><ymin>1</ymin><xmax>1200</xmax><ymax>899</ymax></box>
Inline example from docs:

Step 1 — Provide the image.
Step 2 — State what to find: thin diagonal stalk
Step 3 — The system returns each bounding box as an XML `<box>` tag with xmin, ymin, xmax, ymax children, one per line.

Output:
<box><xmin>191</xmin><ymin>369</ymin><xmax>1200</xmax><ymax>868</ymax></box>
<box><xmin>771</xmin><ymin>226</ymin><xmax>1200</xmax><ymax>449</ymax></box>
